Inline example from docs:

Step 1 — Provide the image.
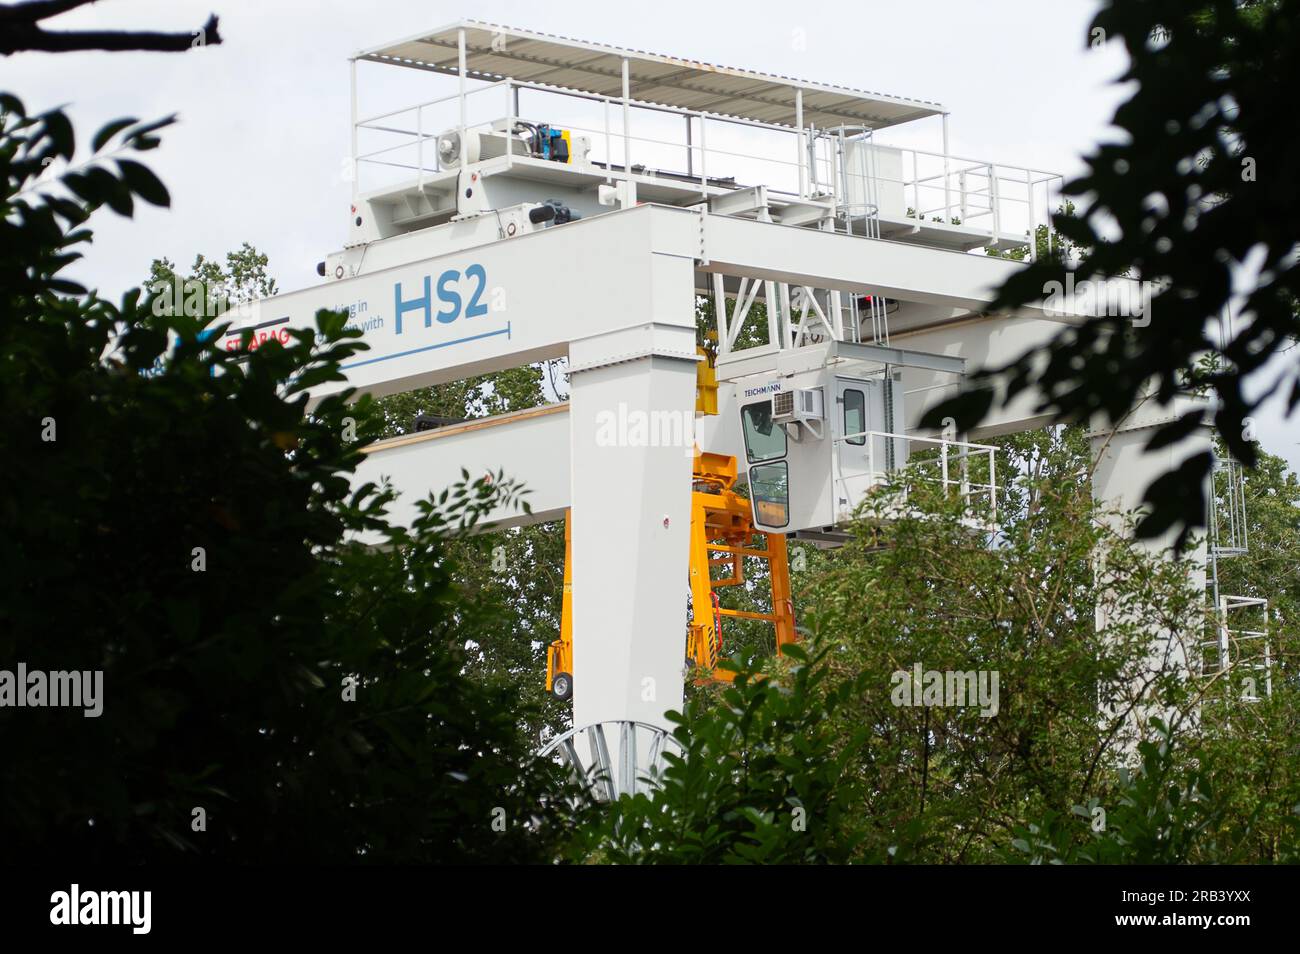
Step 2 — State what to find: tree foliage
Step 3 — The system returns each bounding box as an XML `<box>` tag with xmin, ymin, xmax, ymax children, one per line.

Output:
<box><xmin>796</xmin><ymin>427</ymin><xmax>1216</xmax><ymax>861</ymax></box>
<box><xmin>569</xmin><ymin>645</ymin><xmax>872</xmax><ymax>864</ymax></box>
<box><xmin>0</xmin><ymin>94</ymin><xmax>573</xmax><ymax>862</ymax></box>
<box><xmin>923</xmin><ymin>0</ymin><xmax>1300</xmax><ymax>549</ymax></box>
<box><xmin>7</xmin><ymin>3</ymin><xmax>1300</xmax><ymax>861</ymax></box>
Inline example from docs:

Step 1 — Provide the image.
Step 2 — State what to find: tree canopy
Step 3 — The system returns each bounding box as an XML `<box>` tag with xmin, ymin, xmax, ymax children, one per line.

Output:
<box><xmin>923</xmin><ymin>0</ymin><xmax>1300</xmax><ymax>550</ymax></box>
<box><xmin>0</xmin><ymin>93</ymin><xmax>577</xmax><ymax>862</ymax></box>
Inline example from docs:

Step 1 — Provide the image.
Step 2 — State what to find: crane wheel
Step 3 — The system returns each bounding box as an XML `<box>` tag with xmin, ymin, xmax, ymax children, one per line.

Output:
<box><xmin>552</xmin><ymin>672</ymin><xmax>573</xmax><ymax>701</ymax></box>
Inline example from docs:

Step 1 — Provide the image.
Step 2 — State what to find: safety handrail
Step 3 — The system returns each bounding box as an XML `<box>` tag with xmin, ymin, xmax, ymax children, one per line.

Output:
<box><xmin>351</xmin><ymin>75</ymin><xmax>1062</xmax><ymax>256</ymax></box>
<box><xmin>833</xmin><ymin>429</ymin><xmax>998</xmax><ymax>522</ymax></box>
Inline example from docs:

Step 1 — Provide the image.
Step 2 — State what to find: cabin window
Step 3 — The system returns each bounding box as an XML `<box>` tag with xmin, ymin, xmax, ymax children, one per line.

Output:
<box><xmin>748</xmin><ymin>461</ymin><xmax>789</xmax><ymax>528</ymax></box>
<box><xmin>844</xmin><ymin>388</ymin><xmax>866</xmax><ymax>445</ymax></box>
<box><xmin>741</xmin><ymin>400</ymin><xmax>787</xmax><ymax>463</ymax></box>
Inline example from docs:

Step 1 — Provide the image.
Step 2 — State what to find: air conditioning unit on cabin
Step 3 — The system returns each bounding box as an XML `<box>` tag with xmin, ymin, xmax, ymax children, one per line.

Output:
<box><xmin>772</xmin><ymin>387</ymin><xmax>824</xmax><ymax>440</ymax></box>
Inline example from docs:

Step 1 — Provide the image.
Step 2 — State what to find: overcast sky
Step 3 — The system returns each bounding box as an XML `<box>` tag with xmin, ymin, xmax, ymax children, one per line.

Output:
<box><xmin>8</xmin><ymin>0</ymin><xmax>1297</xmax><ymax>470</ymax></box>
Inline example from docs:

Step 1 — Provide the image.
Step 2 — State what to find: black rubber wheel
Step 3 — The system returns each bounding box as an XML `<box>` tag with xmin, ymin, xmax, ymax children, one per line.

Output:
<box><xmin>552</xmin><ymin>671</ymin><xmax>573</xmax><ymax>701</ymax></box>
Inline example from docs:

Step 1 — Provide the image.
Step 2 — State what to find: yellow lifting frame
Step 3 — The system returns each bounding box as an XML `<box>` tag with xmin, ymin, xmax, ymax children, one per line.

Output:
<box><xmin>686</xmin><ymin>450</ymin><xmax>796</xmax><ymax>681</ymax></box>
<box><xmin>545</xmin><ymin>512</ymin><xmax>575</xmax><ymax>699</ymax></box>
<box><xmin>545</xmin><ymin>450</ymin><xmax>796</xmax><ymax>699</ymax></box>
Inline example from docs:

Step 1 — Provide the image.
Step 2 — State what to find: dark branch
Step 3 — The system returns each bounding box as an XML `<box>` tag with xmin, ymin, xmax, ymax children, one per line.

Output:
<box><xmin>0</xmin><ymin>10</ymin><xmax>221</xmax><ymax>56</ymax></box>
<box><xmin>0</xmin><ymin>1</ymin><xmax>100</xmax><ymax>23</ymax></box>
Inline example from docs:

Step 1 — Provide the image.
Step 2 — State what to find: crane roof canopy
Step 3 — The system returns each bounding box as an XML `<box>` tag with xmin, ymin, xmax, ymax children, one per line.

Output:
<box><xmin>357</xmin><ymin>20</ymin><xmax>945</xmax><ymax>130</ymax></box>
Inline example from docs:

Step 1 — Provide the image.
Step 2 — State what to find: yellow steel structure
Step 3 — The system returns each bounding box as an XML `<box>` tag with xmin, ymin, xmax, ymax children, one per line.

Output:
<box><xmin>686</xmin><ymin>450</ymin><xmax>797</xmax><ymax>681</ymax></box>
<box><xmin>545</xmin><ymin>450</ymin><xmax>796</xmax><ymax>698</ymax></box>
<box><xmin>696</xmin><ymin>343</ymin><xmax>719</xmax><ymax>416</ymax></box>
<box><xmin>546</xmin><ymin>512</ymin><xmax>576</xmax><ymax>700</ymax></box>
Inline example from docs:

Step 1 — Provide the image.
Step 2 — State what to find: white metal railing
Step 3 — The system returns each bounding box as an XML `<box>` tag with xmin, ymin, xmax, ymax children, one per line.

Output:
<box><xmin>1201</xmin><ymin>595</ymin><xmax>1272</xmax><ymax>700</ymax></box>
<box><xmin>810</xmin><ymin>129</ymin><xmax>1063</xmax><ymax>258</ymax></box>
<box><xmin>833</xmin><ymin>429</ymin><xmax>998</xmax><ymax>521</ymax></box>
<box><xmin>354</xmin><ymin>81</ymin><xmax>814</xmax><ymax>203</ymax></box>
<box><xmin>354</xmin><ymin>80</ymin><xmax>514</xmax><ymax>191</ymax></box>
<box><xmin>351</xmin><ymin>76</ymin><xmax>1062</xmax><ymax>257</ymax></box>
<box><xmin>1210</xmin><ymin>456</ymin><xmax>1250</xmax><ymax>556</ymax></box>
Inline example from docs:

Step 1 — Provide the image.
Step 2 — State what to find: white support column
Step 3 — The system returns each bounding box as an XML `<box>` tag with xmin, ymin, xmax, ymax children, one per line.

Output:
<box><xmin>780</xmin><ymin>283</ymin><xmax>793</xmax><ymax>351</ymax></box>
<box><xmin>1089</xmin><ymin>398</ymin><xmax>1212</xmax><ymax>565</ymax></box>
<box><xmin>505</xmin><ymin>78</ymin><xmax>515</xmax><ymax>170</ymax></box>
<box><xmin>795</xmin><ymin>89</ymin><xmax>806</xmax><ymax>198</ymax></box>
<box><xmin>349</xmin><ymin>57</ymin><xmax>359</xmax><ymax>204</ymax></box>
<box><xmin>567</xmin><ymin>257</ymin><xmax>698</xmax><ymax>733</ymax></box>
<box><xmin>685</xmin><ymin>114</ymin><xmax>693</xmax><ymax>178</ymax></box>
<box><xmin>989</xmin><ymin>164</ymin><xmax>1001</xmax><ymax>247</ymax></box>
<box><xmin>1025</xmin><ymin>168</ymin><xmax>1036</xmax><ymax>263</ymax></box>
<box><xmin>1089</xmin><ymin>397</ymin><xmax>1212</xmax><ymax>741</ymax></box>
<box><xmin>698</xmin><ymin>112</ymin><xmax>707</xmax><ymax>199</ymax></box>
<box><xmin>603</xmin><ymin>96</ymin><xmax>613</xmax><ymax>184</ymax></box>
<box><xmin>621</xmin><ymin>58</ymin><xmax>637</xmax><ymax>208</ymax></box>
<box><xmin>942</xmin><ymin>112</ymin><xmax>952</xmax><ymax>223</ymax></box>
<box><xmin>416</xmin><ymin>104</ymin><xmax>424</xmax><ymax>190</ymax></box>
<box><xmin>713</xmin><ymin>273</ymin><xmax>729</xmax><ymax>354</ymax></box>
<box><xmin>808</xmin><ymin>123</ymin><xmax>820</xmax><ymax>196</ymax></box>
<box><xmin>457</xmin><ymin>28</ymin><xmax>468</xmax><ymax>167</ymax></box>
<box><xmin>764</xmin><ymin>280</ymin><xmax>780</xmax><ymax>348</ymax></box>
<box><xmin>568</xmin><ymin>354</ymin><xmax>698</xmax><ymax>732</ymax></box>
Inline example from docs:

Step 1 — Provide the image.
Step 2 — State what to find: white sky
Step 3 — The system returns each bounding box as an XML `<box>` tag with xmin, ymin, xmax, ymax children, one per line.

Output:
<box><xmin>8</xmin><ymin>0</ymin><xmax>1297</xmax><ymax>471</ymax></box>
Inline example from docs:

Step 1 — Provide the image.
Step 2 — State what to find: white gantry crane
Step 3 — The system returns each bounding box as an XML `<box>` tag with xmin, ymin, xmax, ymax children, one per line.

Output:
<box><xmin>227</xmin><ymin>21</ymin><xmax>1216</xmax><ymax>775</ymax></box>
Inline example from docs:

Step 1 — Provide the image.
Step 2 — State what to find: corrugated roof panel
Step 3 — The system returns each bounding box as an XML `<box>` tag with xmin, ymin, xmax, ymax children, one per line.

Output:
<box><xmin>358</xmin><ymin>20</ymin><xmax>943</xmax><ymax>129</ymax></box>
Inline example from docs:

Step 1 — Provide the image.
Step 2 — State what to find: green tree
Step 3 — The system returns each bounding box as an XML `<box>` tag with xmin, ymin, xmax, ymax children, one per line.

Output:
<box><xmin>1213</xmin><ymin>442</ymin><xmax>1300</xmax><ymax>648</ymax></box>
<box><xmin>986</xmin><ymin>201</ymin><xmax>1080</xmax><ymax>263</ymax></box>
<box><xmin>367</xmin><ymin>365</ymin><xmax>546</xmax><ymax>437</ymax></box>
<box><xmin>1188</xmin><ymin>441</ymin><xmax>1300</xmax><ymax>861</ymax></box>
<box><xmin>797</xmin><ymin>426</ymin><xmax>1209</xmax><ymax>861</ymax></box>
<box><xmin>363</xmin><ymin>354</ymin><xmax>569</xmax><ymax>738</ymax></box>
<box><xmin>1006</xmin><ymin>723</ymin><xmax>1235</xmax><ymax>864</ymax></box>
<box><xmin>148</xmin><ymin>241</ymin><xmax>278</xmax><ymax>311</ymax></box>
<box><xmin>0</xmin><ymin>94</ymin><xmax>574</xmax><ymax>862</ymax></box>
<box><xmin>569</xmin><ymin>645</ymin><xmax>872</xmax><ymax>864</ymax></box>
<box><xmin>450</xmin><ymin>513</ymin><xmax>572</xmax><ymax>740</ymax></box>
<box><xmin>924</xmin><ymin>0</ymin><xmax>1300</xmax><ymax>548</ymax></box>
<box><xmin>150</xmin><ymin>236</ymin><xmax>576</xmax><ymax>739</ymax></box>
<box><xmin>563</xmin><ymin>424</ymin><xmax>1300</xmax><ymax>864</ymax></box>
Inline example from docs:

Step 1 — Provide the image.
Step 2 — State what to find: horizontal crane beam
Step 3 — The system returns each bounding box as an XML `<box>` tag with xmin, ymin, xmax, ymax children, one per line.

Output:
<box><xmin>355</xmin><ymin>403</ymin><xmax>572</xmax><ymax>537</ymax></box>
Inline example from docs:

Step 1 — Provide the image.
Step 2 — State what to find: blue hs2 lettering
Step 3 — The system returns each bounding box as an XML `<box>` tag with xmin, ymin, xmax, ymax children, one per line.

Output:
<box><xmin>394</xmin><ymin>264</ymin><xmax>489</xmax><ymax>334</ymax></box>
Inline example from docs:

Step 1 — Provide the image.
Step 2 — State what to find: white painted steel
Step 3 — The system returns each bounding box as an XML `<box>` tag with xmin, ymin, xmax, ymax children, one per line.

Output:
<box><xmin>262</xmin><ymin>32</ymin><xmax>1212</xmax><ymax>751</ymax></box>
<box><xmin>357</xmin><ymin>19</ymin><xmax>944</xmax><ymax>129</ymax></box>
<box><xmin>355</xmin><ymin>404</ymin><xmax>572</xmax><ymax>536</ymax></box>
<box><xmin>569</xmin><ymin>352</ymin><xmax>697</xmax><ymax>732</ymax></box>
<box><xmin>223</xmin><ymin>205</ymin><xmax>699</xmax><ymax>402</ymax></box>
